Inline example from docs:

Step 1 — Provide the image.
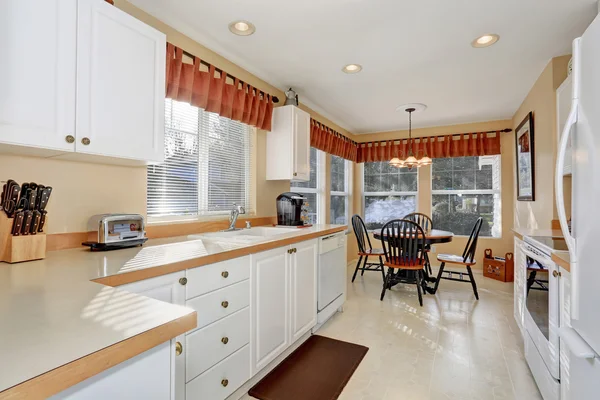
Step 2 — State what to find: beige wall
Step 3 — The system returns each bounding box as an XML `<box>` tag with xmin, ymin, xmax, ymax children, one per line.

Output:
<box><xmin>512</xmin><ymin>56</ymin><xmax>570</xmax><ymax>230</ymax></box>
<box><xmin>348</xmin><ymin>120</ymin><xmax>515</xmax><ymax>269</ymax></box>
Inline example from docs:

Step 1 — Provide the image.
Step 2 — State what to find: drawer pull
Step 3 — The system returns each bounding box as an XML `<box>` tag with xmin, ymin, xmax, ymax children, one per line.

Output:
<box><xmin>179</xmin><ymin>277</ymin><xmax>188</xmax><ymax>286</ymax></box>
<box><xmin>221</xmin><ymin>301</ymin><xmax>229</xmax><ymax>308</ymax></box>
<box><xmin>221</xmin><ymin>271</ymin><xmax>229</xmax><ymax>278</ymax></box>
<box><xmin>221</xmin><ymin>379</ymin><xmax>229</xmax><ymax>387</ymax></box>
<box><xmin>221</xmin><ymin>337</ymin><xmax>229</xmax><ymax>344</ymax></box>
<box><xmin>175</xmin><ymin>342</ymin><xmax>183</xmax><ymax>356</ymax></box>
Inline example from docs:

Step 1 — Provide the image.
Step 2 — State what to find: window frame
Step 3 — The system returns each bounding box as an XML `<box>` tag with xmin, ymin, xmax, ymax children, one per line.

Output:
<box><xmin>291</xmin><ymin>147</ymin><xmax>326</xmax><ymax>225</ymax></box>
<box><xmin>430</xmin><ymin>155</ymin><xmax>502</xmax><ymax>238</ymax></box>
<box><xmin>148</xmin><ymin>99</ymin><xmax>255</xmax><ymax>223</ymax></box>
<box><xmin>330</xmin><ymin>155</ymin><xmax>353</xmax><ymax>226</ymax></box>
<box><xmin>361</xmin><ymin>162</ymin><xmax>419</xmax><ymax>231</ymax></box>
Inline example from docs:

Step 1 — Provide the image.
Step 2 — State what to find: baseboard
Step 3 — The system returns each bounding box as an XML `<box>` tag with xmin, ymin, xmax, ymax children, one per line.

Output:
<box><xmin>227</xmin><ymin>331</ymin><xmax>312</xmax><ymax>400</ymax></box>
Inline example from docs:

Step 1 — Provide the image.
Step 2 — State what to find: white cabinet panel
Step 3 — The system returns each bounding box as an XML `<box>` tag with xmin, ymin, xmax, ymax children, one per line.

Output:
<box><xmin>266</xmin><ymin>105</ymin><xmax>311</xmax><ymax>181</ymax></box>
<box><xmin>0</xmin><ymin>0</ymin><xmax>76</xmax><ymax>152</ymax></box>
<box><xmin>186</xmin><ymin>256</ymin><xmax>250</xmax><ymax>299</ymax></box>
<box><xmin>76</xmin><ymin>0</ymin><xmax>165</xmax><ymax>163</ymax></box>
<box><xmin>251</xmin><ymin>247</ymin><xmax>290</xmax><ymax>373</ymax></box>
<box><xmin>186</xmin><ymin>280</ymin><xmax>250</xmax><ymax>331</ymax></box>
<box><xmin>51</xmin><ymin>342</ymin><xmax>171</xmax><ymax>400</ymax></box>
<box><xmin>514</xmin><ymin>237</ymin><xmax>525</xmax><ymax>335</ymax></box>
<box><xmin>290</xmin><ymin>240</ymin><xmax>317</xmax><ymax>342</ymax></box>
<box><xmin>186</xmin><ymin>307</ymin><xmax>250</xmax><ymax>382</ymax></box>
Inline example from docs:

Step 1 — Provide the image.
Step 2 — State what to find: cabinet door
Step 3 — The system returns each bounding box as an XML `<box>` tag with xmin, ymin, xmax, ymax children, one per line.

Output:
<box><xmin>290</xmin><ymin>240</ymin><xmax>318</xmax><ymax>342</ymax></box>
<box><xmin>76</xmin><ymin>0</ymin><xmax>165</xmax><ymax>163</ymax></box>
<box><xmin>0</xmin><ymin>0</ymin><xmax>76</xmax><ymax>152</ymax></box>
<box><xmin>251</xmin><ymin>247</ymin><xmax>290</xmax><ymax>374</ymax></box>
<box><xmin>559</xmin><ymin>267</ymin><xmax>571</xmax><ymax>400</ymax></box>
<box><xmin>292</xmin><ymin>108</ymin><xmax>311</xmax><ymax>181</ymax></box>
<box><xmin>118</xmin><ymin>272</ymin><xmax>185</xmax><ymax>400</ymax></box>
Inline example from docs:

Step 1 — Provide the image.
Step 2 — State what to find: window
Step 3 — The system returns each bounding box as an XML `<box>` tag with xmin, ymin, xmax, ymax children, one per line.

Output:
<box><xmin>330</xmin><ymin>155</ymin><xmax>352</xmax><ymax>225</ymax></box>
<box><xmin>362</xmin><ymin>162</ymin><xmax>418</xmax><ymax>230</ymax></box>
<box><xmin>147</xmin><ymin>99</ymin><xmax>254</xmax><ymax>220</ymax></box>
<box><xmin>291</xmin><ymin>147</ymin><xmax>324</xmax><ymax>224</ymax></box>
<box><xmin>431</xmin><ymin>155</ymin><xmax>501</xmax><ymax>237</ymax></box>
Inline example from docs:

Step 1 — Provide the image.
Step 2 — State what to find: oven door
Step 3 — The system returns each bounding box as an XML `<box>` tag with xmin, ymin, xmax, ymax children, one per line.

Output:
<box><xmin>521</xmin><ymin>242</ymin><xmax>560</xmax><ymax>380</ymax></box>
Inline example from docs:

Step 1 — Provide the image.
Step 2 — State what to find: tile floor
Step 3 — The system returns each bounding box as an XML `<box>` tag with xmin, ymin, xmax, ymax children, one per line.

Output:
<box><xmin>244</xmin><ymin>262</ymin><xmax>542</xmax><ymax>400</ymax></box>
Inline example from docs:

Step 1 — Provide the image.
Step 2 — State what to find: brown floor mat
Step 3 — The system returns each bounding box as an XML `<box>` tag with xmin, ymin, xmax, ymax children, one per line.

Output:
<box><xmin>248</xmin><ymin>335</ymin><xmax>369</xmax><ymax>400</ymax></box>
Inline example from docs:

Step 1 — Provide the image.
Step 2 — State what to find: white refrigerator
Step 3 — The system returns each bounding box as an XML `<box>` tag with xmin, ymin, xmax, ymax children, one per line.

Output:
<box><xmin>556</xmin><ymin>13</ymin><xmax>600</xmax><ymax>399</ymax></box>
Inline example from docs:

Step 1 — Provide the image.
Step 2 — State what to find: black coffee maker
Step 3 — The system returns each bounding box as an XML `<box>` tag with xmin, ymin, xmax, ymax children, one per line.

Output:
<box><xmin>276</xmin><ymin>192</ymin><xmax>306</xmax><ymax>226</ymax></box>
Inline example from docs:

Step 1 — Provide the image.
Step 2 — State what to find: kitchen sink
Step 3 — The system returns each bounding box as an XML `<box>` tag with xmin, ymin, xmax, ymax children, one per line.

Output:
<box><xmin>189</xmin><ymin>226</ymin><xmax>300</xmax><ymax>243</ymax></box>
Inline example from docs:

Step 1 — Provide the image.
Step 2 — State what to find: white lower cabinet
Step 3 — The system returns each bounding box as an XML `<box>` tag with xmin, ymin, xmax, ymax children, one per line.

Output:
<box><xmin>251</xmin><ymin>240</ymin><xmax>318</xmax><ymax>375</ymax></box>
<box><xmin>559</xmin><ymin>266</ymin><xmax>572</xmax><ymax>400</ymax></box>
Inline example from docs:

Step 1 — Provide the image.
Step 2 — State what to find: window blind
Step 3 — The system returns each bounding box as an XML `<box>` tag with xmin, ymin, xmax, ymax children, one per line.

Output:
<box><xmin>147</xmin><ymin>99</ymin><xmax>254</xmax><ymax>219</ymax></box>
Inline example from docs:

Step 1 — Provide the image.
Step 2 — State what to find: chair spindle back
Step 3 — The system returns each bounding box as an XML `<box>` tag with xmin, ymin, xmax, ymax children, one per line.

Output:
<box><xmin>462</xmin><ymin>217</ymin><xmax>483</xmax><ymax>263</ymax></box>
<box><xmin>380</xmin><ymin>219</ymin><xmax>426</xmax><ymax>267</ymax></box>
<box><xmin>405</xmin><ymin>212</ymin><xmax>433</xmax><ymax>233</ymax></box>
<box><xmin>352</xmin><ymin>214</ymin><xmax>373</xmax><ymax>254</ymax></box>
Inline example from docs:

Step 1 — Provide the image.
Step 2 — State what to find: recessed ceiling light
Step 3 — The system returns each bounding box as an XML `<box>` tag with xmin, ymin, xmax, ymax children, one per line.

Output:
<box><xmin>342</xmin><ymin>64</ymin><xmax>362</xmax><ymax>74</ymax></box>
<box><xmin>228</xmin><ymin>20</ymin><xmax>256</xmax><ymax>36</ymax></box>
<box><xmin>472</xmin><ymin>34</ymin><xmax>500</xmax><ymax>48</ymax></box>
<box><xmin>396</xmin><ymin>103</ymin><xmax>427</xmax><ymax>113</ymax></box>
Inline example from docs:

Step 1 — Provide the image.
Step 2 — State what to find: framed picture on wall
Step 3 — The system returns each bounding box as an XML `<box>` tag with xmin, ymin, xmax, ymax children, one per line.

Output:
<box><xmin>515</xmin><ymin>112</ymin><xmax>535</xmax><ymax>201</ymax></box>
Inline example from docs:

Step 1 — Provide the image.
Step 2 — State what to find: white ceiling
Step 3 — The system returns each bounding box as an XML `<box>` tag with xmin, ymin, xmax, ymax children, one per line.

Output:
<box><xmin>130</xmin><ymin>0</ymin><xmax>597</xmax><ymax>134</ymax></box>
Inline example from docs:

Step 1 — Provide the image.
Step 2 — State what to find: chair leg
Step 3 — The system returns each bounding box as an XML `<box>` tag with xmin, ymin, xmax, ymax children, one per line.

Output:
<box><xmin>466</xmin><ymin>266</ymin><xmax>479</xmax><ymax>300</ymax></box>
<box><xmin>379</xmin><ymin>256</ymin><xmax>385</xmax><ymax>282</ymax></box>
<box><xmin>380</xmin><ymin>268</ymin><xmax>391</xmax><ymax>301</ymax></box>
<box><xmin>351</xmin><ymin>256</ymin><xmax>363</xmax><ymax>283</ymax></box>
<box><xmin>361</xmin><ymin>256</ymin><xmax>368</xmax><ymax>276</ymax></box>
<box><xmin>526</xmin><ymin>270</ymin><xmax>537</xmax><ymax>295</ymax></box>
<box><xmin>432</xmin><ymin>262</ymin><xmax>445</xmax><ymax>294</ymax></box>
<box><xmin>416</xmin><ymin>270</ymin><xmax>424</xmax><ymax>306</ymax></box>
<box><xmin>425</xmin><ymin>252</ymin><xmax>433</xmax><ymax>275</ymax></box>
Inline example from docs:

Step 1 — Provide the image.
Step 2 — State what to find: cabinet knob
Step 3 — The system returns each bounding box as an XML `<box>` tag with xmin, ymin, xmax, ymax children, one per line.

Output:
<box><xmin>179</xmin><ymin>277</ymin><xmax>188</xmax><ymax>286</ymax></box>
<box><xmin>65</xmin><ymin>135</ymin><xmax>75</xmax><ymax>144</ymax></box>
<box><xmin>175</xmin><ymin>342</ymin><xmax>183</xmax><ymax>356</ymax></box>
<box><xmin>221</xmin><ymin>301</ymin><xmax>229</xmax><ymax>308</ymax></box>
<box><xmin>293</xmin><ymin>172</ymin><xmax>297</xmax><ymax>177</ymax></box>
<box><xmin>81</xmin><ymin>137</ymin><xmax>91</xmax><ymax>145</ymax></box>
<box><xmin>221</xmin><ymin>379</ymin><xmax>229</xmax><ymax>387</ymax></box>
<box><xmin>221</xmin><ymin>271</ymin><xmax>229</xmax><ymax>278</ymax></box>
<box><xmin>293</xmin><ymin>248</ymin><xmax>297</xmax><ymax>253</ymax></box>
<box><xmin>221</xmin><ymin>337</ymin><xmax>229</xmax><ymax>345</ymax></box>
<box><xmin>553</xmin><ymin>270</ymin><xmax>562</xmax><ymax>278</ymax></box>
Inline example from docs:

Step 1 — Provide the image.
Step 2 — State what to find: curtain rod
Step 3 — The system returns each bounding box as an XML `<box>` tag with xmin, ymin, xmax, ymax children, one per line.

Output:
<box><xmin>181</xmin><ymin>49</ymin><xmax>280</xmax><ymax>103</ymax></box>
<box><xmin>359</xmin><ymin>128</ymin><xmax>512</xmax><ymax>146</ymax></box>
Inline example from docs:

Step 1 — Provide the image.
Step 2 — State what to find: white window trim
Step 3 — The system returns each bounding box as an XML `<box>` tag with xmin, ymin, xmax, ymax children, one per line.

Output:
<box><xmin>291</xmin><ymin>148</ymin><xmax>326</xmax><ymax>225</ymax></box>
<box><xmin>361</xmin><ymin>162</ymin><xmax>419</xmax><ymax>231</ymax></box>
<box><xmin>430</xmin><ymin>156</ymin><xmax>502</xmax><ymax>238</ymax></box>
<box><xmin>330</xmin><ymin>156</ymin><xmax>352</xmax><ymax>226</ymax></box>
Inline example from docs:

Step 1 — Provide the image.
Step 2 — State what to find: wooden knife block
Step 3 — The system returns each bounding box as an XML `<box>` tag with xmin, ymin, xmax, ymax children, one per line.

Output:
<box><xmin>0</xmin><ymin>212</ymin><xmax>46</xmax><ymax>263</ymax></box>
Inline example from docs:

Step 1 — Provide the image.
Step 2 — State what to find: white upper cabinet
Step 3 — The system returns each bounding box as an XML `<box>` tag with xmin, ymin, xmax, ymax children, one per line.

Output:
<box><xmin>0</xmin><ymin>0</ymin><xmax>77</xmax><ymax>153</ymax></box>
<box><xmin>0</xmin><ymin>0</ymin><xmax>165</xmax><ymax>165</ymax></box>
<box><xmin>266</xmin><ymin>105</ymin><xmax>311</xmax><ymax>181</ymax></box>
<box><xmin>76</xmin><ymin>0</ymin><xmax>165</xmax><ymax>163</ymax></box>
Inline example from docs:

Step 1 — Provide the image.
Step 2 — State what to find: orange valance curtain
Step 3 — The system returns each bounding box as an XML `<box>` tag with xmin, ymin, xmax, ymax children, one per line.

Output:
<box><xmin>165</xmin><ymin>43</ymin><xmax>274</xmax><ymax>131</ymax></box>
<box><xmin>356</xmin><ymin>132</ymin><xmax>502</xmax><ymax>163</ymax></box>
<box><xmin>310</xmin><ymin>119</ymin><xmax>358</xmax><ymax>162</ymax></box>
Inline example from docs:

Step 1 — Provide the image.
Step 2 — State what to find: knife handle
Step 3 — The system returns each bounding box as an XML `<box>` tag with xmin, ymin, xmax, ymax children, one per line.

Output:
<box><xmin>22</xmin><ymin>211</ymin><xmax>33</xmax><ymax>236</ymax></box>
<box><xmin>12</xmin><ymin>212</ymin><xmax>24</xmax><ymax>236</ymax></box>
<box><xmin>1</xmin><ymin>183</ymin><xmax>6</xmax><ymax>207</ymax></box>
<box><xmin>38</xmin><ymin>211</ymin><xmax>47</xmax><ymax>233</ymax></box>
<box><xmin>27</xmin><ymin>190</ymin><xmax>37</xmax><ymax>212</ymax></box>
<box><xmin>30</xmin><ymin>211</ymin><xmax>41</xmax><ymax>235</ymax></box>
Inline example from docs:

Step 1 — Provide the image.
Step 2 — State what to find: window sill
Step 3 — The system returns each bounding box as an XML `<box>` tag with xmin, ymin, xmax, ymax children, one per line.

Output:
<box><xmin>148</xmin><ymin>213</ymin><xmax>257</xmax><ymax>226</ymax></box>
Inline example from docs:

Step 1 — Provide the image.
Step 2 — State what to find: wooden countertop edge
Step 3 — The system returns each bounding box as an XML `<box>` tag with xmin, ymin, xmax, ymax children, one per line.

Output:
<box><xmin>552</xmin><ymin>252</ymin><xmax>571</xmax><ymax>272</ymax></box>
<box><xmin>94</xmin><ymin>226</ymin><xmax>347</xmax><ymax>287</ymax></box>
<box><xmin>0</xmin><ymin>311</ymin><xmax>197</xmax><ymax>400</ymax></box>
<box><xmin>513</xmin><ymin>230</ymin><xmax>524</xmax><ymax>241</ymax></box>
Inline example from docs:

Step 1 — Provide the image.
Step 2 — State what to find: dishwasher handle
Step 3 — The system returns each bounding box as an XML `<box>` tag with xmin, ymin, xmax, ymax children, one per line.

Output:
<box><xmin>319</xmin><ymin>233</ymin><xmax>346</xmax><ymax>254</ymax></box>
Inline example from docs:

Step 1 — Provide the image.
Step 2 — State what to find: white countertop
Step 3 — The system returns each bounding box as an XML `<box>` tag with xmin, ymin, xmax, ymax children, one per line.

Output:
<box><xmin>0</xmin><ymin>224</ymin><xmax>344</xmax><ymax>394</ymax></box>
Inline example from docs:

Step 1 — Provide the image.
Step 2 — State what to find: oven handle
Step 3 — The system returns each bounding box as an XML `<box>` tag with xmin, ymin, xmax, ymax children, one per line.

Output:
<box><xmin>559</xmin><ymin>327</ymin><xmax>597</xmax><ymax>359</ymax></box>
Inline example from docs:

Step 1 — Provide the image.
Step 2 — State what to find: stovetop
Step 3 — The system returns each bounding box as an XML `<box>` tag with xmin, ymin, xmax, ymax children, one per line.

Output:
<box><xmin>524</xmin><ymin>235</ymin><xmax>568</xmax><ymax>255</ymax></box>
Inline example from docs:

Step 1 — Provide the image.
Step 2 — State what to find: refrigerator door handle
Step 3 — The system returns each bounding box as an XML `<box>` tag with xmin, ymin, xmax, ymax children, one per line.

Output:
<box><xmin>559</xmin><ymin>327</ymin><xmax>597</xmax><ymax>359</ymax></box>
<box><xmin>556</xmin><ymin>99</ymin><xmax>579</xmax><ymax>319</ymax></box>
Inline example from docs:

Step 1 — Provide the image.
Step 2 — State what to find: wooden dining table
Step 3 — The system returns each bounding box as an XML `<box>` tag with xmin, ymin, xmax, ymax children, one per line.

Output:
<box><xmin>372</xmin><ymin>229</ymin><xmax>454</xmax><ymax>293</ymax></box>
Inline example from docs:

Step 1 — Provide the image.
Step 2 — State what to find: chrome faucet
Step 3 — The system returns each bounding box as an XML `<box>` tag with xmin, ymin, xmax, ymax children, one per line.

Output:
<box><xmin>224</xmin><ymin>204</ymin><xmax>246</xmax><ymax>231</ymax></box>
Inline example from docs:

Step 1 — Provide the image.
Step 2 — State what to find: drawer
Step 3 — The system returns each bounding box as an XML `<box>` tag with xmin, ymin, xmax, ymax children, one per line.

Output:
<box><xmin>186</xmin><ymin>256</ymin><xmax>250</xmax><ymax>299</ymax></box>
<box><xmin>186</xmin><ymin>307</ymin><xmax>250</xmax><ymax>382</ymax></box>
<box><xmin>186</xmin><ymin>280</ymin><xmax>250</xmax><ymax>330</ymax></box>
<box><xmin>186</xmin><ymin>345</ymin><xmax>250</xmax><ymax>400</ymax></box>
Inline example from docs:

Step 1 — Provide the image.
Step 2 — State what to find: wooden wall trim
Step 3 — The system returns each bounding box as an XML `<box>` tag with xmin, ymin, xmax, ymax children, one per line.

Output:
<box><xmin>45</xmin><ymin>216</ymin><xmax>277</xmax><ymax>252</ymax></box>
<box><xmin>0</xmin><ymin>312</ymin><xmax>196</xmax><ymax>400</ymax></box>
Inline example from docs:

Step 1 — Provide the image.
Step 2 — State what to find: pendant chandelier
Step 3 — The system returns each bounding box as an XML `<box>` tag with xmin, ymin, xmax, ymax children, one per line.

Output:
<box><xmin>390</xmin><ymin>107</ymin><xmax>432</xmax><ymax>169</ymax></box>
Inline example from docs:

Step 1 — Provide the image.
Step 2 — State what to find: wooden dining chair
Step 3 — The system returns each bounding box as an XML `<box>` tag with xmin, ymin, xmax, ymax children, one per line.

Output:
<box><xmin>379</xmin><ymin>219</ymin><xmax>427</xmax><ymax>305</ymax></box>
<box><xmin>405</xmin><ymin>212</ymin><xmax>434</xmax><ymax>275</ymax></box>
<box><xmin>351</xmin><ymin>215</ymin><xmax>385</xmax><ymax>282</ymax></box>
<box><xmin>432</xmin><ymin>218</ymin><xmax>483</xmax><ymax>299</ymax></box>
